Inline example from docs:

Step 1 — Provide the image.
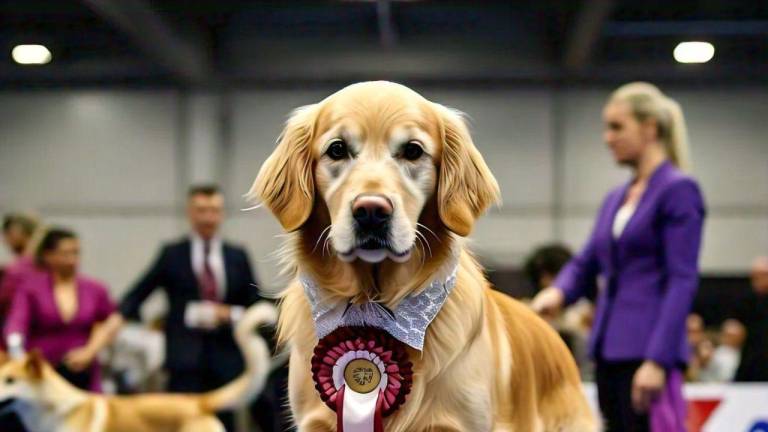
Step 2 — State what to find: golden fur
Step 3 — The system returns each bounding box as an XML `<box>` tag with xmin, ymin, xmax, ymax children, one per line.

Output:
<box><xmin>249</xmin><ymin>81</ymin><xmax>596</xmax><ymax>431</ymax></box>
<box><xmin>0</xmin><ymin>302</ymin><xmax>277</xmax><ymax>432</ymax></box>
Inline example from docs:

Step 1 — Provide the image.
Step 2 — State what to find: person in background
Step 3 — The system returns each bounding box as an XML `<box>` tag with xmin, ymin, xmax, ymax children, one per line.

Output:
<box><xmin>688</xmin><ymin>336</ymin><xmax>716</xmax><ymax>382</ymax></box>
<box><xmin>3</xmin><ymin>228</ymin><xmax>122</xmax><ymax>391</ymax></box>
<box><xmin>713</xmin><ymin>319</ymin><xmax>745</xmax><ymax>381</ymax></box>
<box><xmin>0</xmin><ymin>215</ymin><xmax>38</xmax><ymax>432</ymax></box>
<box><xmin>524</xmin><ymin>244</ymin><xmax>594</xmax><ymax>379</ymax></box>
<box><xmin>531</xmin><ymin>82</ymin><xmax>706</xmax><ymax>432</ymax></box>
<box><xmin>523</xmin><ymin>244</ymin><xmax>574</xmax><ymax>296</ymax></box>
<box><xmin>1</xmin><ymin>213</ymin><xmax>40</xmax><ymax>328</ymax></box>
<box><xmin>1</xmin><ymin>213</ymin><xmax>37</xmax><ymax>257</ymax></box>
<box><xmin>684</xmin><ymin>314</ymin><xmax>706</xmax><ymax>381</ymax></box>
<box><xmin>109</xmin><ymin>184</ymin><xmax>264</xmax><ymax>432</ymax></box>
<box><xmin>686</xmin><ymin>314</ymin><xmax>705</xmax><ymax>351</ymax></box>
<box><xmin>733</xmin><ymin>256</ymin><xmax>768</xmax><ymax>381</ymax></box>
<box><xmin>692</xmin><ymin>319</ymin><xmax>746</xmax><ymax>382</ymax></box>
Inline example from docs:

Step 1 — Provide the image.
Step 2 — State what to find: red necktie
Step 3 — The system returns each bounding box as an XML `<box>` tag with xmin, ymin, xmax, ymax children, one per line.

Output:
<box><xmin>200</xmin><ymin>241</ymin><xmax>219</xmax><ymax>301</ymax></box>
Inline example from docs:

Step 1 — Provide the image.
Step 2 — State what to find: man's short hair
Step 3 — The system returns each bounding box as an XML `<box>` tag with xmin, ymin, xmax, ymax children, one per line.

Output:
<box><xmin>187</xmin><ymin>183</ymin><xmax>222</xmax><ymax>199</ymax></box>
<box><xmin>2</xmin><ymin>212</ymin><xmax>39</xmax><ymax>236</ymax></box>
<box><xmin>523</xmin><ymin>243</ymin><xmax>573</xmax><ymax>292</ymax></box>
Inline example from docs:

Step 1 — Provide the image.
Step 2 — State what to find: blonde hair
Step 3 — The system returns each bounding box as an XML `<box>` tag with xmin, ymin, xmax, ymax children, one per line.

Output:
<box><xmin>610</xmin><ymin>82</ymin><xmax>691</xmax><ymax>171</ymax></box>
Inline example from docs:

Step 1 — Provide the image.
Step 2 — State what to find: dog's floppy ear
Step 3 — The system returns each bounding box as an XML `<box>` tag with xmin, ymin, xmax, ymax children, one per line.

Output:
<box><xmin>24</xmin><ymin>350</ymin><xmax>45</xmax><ymax>380</ymax></box>
<box><xmin>247</xmin><ymin>105</ymin><xmax>318</xmax><ymax>232</ymax></box>
<box><xmin>434</xmin><ymin>104</ymin><xmax>500</xmax><ymax>236</ymax></box>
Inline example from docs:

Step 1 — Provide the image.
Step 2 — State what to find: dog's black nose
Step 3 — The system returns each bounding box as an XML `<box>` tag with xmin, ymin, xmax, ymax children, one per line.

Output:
<box><xmin>352</xmin><ymin>195</ymin><xmax>392</xmax><ymax>231</ymax></box>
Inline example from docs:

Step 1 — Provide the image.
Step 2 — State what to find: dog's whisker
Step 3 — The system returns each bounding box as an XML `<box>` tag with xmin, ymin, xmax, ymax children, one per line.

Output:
<box><xmin>323</xmin><ymin>236</ymin><xmax>333</xmax><ymax>257</ymax></box>
<box><xmin>414</xmin><ymin>235</ymin><xmax>427</xmax><ymax>269</ymax></box>
<box><xmin>417</xmin><ymin>223</ymin><xmax>441</xmax><ymax>243</ymax></box>
<box><xmin>240</xmin><ymin>203</ymin><xmax>263</xmax><ymax>211</ymax></box>
<box><xmin>311</xmin><ymin>225</ymin><xmax>332</xmax><ymax>254</ymax></box>
<box><xmin>415</xmin><ymin>230</ymin><xmax>432</xmax><ymax>258</ymax></box>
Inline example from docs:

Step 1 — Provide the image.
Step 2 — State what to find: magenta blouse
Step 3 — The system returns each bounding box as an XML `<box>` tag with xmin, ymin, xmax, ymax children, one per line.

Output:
<box><xmin>3</xmin><ymin>271</ymin><xmax>116</xmax><ymax>391</ymax></box>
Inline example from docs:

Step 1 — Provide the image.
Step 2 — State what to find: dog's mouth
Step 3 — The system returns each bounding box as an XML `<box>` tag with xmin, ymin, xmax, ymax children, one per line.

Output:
<box><xmin>338</xmin><ymin>237</ymin><xmax>412</xmax><ymax>264</ymax></box>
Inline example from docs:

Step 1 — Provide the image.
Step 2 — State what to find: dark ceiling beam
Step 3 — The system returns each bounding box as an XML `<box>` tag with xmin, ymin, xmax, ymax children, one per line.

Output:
<box><xmin>80</xmin><ymin>0</ymin><xmax>213</xmax><ymax>84</ymax></box>
<box><xmin>564</xmin><ymin>0</ymin><xmax>616</xmax><ymax>72</ymax></box>
<box><xmin>574</xmin><ymin>62</ymin><xmax>768</xmax><ymax>83</ymax></box>
<box><xmin>603</xmin><ymin>20</ymin><xmax>768</xmax><ymax>37</ymax></box>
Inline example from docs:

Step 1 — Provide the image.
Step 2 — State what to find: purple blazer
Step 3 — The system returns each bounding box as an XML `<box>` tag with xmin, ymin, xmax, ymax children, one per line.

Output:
<box><xmin>555</xmin><ymin>161</ymin><xmax>706</xmax><ymax>369</ymax></box>
<box><xmin>3</xmin><ymin>271</ymin><xmax>116</xmax><ymax>391</ymax></box>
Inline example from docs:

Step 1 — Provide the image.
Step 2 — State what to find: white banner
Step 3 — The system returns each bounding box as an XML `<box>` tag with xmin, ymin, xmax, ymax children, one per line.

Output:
<box><xmin>584</xmin><ymin>383</ymin><xmax>768</xmax><ymax>432</ymax></box>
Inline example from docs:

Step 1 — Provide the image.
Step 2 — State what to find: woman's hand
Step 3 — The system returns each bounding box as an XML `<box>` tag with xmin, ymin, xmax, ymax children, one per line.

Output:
<box><xmin>632</xmin><ymin>360</ymin><xmax>666</xmax><ymax>413</ymax></box>
<box><xmin>63</xmin><ymin>346</ymin><xmax>96</xmax><ymax>372</ymax></box>
<box><xmin>530</xmin><ymin>286</ymin><xmax>565</xmax><ymax>320</ymax></box>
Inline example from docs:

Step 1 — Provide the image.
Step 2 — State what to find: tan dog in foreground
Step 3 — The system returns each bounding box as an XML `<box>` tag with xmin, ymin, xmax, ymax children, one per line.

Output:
<box><xmin>0</xmin><ymin>302</ymin><xmax>277</xmax><ymax>432</ymax></box>
<box><xmin>249</xmin><ymin>81</ymin><xmax>596</xmax><ymax>431</ymax></box>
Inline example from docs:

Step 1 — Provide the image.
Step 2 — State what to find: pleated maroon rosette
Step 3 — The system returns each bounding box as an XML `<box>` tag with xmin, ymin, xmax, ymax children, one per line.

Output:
<box><xmin>311</xmin><ymin>326</ymin><xmax>413</xmax><ymax>418</ymax></box>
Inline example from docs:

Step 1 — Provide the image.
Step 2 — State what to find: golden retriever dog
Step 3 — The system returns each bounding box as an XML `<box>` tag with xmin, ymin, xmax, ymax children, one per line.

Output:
<box><xmin>249</xmin><ymin>81</ymin><xmax>596</xmax><ymax>431</ymax></box>
<box><xmin>0</xmin><ymin>302</ymin><xmax>277</xmax><ymax>432</ymax></box>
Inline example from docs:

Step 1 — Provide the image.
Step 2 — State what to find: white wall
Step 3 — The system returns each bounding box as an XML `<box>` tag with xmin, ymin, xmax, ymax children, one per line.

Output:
<box><xmin>0</xmin><ymin>91</ymin><xmax>185</xmax><ymax>300</ymax></box>
<box><xmin>1</xmin><ymin>85</ymin><xmax>766</xmax><ymax>301</ymax></box>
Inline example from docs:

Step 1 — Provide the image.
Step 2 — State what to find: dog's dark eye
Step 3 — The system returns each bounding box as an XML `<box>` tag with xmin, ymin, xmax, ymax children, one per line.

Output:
<box><xmin>4</xmin><ymin>377</ymin><xmax>14</xmax><ymax>385</ymax></box>
<box><xmin>401</xmin><ymin>142</ymin><xmax>424</xmax><ymax>161</ymax></box>
<box><xmin>326</xmin><ymin>139</ymin><xmax>350</xmax><ymax>161</ymax></box>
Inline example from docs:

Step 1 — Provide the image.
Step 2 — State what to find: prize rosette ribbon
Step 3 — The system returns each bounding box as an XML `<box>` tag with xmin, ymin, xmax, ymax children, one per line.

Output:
<box><xmin>311</xmin><ymin>326</ymin><xmax>413</xmax><ymax>432</ymax></box>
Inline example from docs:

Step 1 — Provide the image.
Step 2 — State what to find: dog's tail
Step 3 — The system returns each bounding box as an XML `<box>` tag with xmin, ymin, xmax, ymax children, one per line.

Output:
<box><xmin>200</xmin><ymin>301</ymin><xmax>278</xmax><ymax>412</ymax></box>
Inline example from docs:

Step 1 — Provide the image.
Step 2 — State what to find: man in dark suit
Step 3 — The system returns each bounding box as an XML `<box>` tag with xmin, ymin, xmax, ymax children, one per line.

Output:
<box><xmin>734</xmin><ymin>256</ymin><xmax>768</xmax><ymax>382</ymax></box>
<box><xmin>117</xmin><ymin>184</ymin><xmax>261</xmax><ymax>431</ymax></box>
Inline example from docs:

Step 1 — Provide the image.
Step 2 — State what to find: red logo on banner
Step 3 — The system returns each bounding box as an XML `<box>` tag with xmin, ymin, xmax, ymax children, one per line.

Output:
<box><xmin>687</xmin><ymin>399</ymin><xmax>722</xmax><ymax>432</ymax></box>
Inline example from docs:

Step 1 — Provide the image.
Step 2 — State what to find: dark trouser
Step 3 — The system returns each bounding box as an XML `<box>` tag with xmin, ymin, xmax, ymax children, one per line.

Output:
<box><xmin>0</xmin><ymin>411</ymin><xmax>26</xmax><ymax>432</ymax></box>
<box><xmin>596</xmin><ymin>360</ymin><xmax>650</xmax><ymax>432</ymax></box>
<box><xmin>250</xmin><ymin>364</ymin><xmax>293</xmax><ymax>432</ymax></box>
<box><xmin>55</xmin><ymin>363</ymin><xmax>93</xmax><ymax>390</ymax></box>
<box><xmin>168</xmin><ymin>369</ymin><xmax>237</xmax><ymax>432</ymax></box>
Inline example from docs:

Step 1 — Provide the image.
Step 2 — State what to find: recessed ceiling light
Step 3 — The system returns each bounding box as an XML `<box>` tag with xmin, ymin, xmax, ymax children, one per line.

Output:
<box><xmin>674</xmin><ymin>41</ymin><xmax>715</xmax><ymax>64</ymax></box>
<box><xmin>12</xmin><ymin>44</ymin><xmax>52</xmax><ymax>65</ymax></box>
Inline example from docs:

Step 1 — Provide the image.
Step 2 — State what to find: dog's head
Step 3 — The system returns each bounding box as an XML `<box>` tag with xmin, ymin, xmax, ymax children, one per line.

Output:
<box><xmin>249</xmin><ymin>82</ymin><xmax>499</xmax><ymax>298</ymax></box>
<box><xmin>0</xmin><ymin>351</ymin><xmax>46</xmax><ymax>406</ymax></box>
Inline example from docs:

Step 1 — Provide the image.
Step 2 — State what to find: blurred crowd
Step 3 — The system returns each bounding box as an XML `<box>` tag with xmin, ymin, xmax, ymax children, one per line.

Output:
<box><xmin>687</xmin><ymin>257</ymin><xmax>768</xmax><ymax>383</ymax></box>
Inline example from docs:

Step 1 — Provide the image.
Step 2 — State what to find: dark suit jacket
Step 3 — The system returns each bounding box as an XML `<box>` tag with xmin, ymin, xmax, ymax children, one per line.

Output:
<box><xmin>734</xmin><ymin>292</ymin><xmax>768</xmax><ymax>381</ymax></box>
<box><xmin>120</xmin><ymin>237</ymin><xmax>261</xmax><ymax>373</ymax></box>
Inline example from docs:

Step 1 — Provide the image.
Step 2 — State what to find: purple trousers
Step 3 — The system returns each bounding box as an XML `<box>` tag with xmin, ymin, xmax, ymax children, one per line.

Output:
<box><xmin>650</xmin><ymin>369</ymin><xmax>687</xmax><ymax>432</ymax></box>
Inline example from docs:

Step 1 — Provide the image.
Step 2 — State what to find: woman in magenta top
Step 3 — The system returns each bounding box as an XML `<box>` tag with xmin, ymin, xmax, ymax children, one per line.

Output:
<box><xmin>4</xmin><ymin>228</ymin><xmax>122</xmax><ymax>392</ymax></box>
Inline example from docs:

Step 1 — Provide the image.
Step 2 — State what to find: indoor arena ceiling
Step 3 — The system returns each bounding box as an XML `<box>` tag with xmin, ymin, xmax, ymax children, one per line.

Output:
<box><xmin>0</xmin><ymin>0</ymin><xmax>766</xmax><ymax>87</ymax></box>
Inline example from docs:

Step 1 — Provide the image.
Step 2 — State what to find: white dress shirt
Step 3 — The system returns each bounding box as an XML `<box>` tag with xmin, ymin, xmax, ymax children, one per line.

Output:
<box><xmin>612</xmin><ymin>202</ymin><xmax>637</xmax><ymax>239</ymax></box>
<box><xmin>188</xmin><ymin>233</ymin><xmax>245</xmax><ymax>323</ymax></box>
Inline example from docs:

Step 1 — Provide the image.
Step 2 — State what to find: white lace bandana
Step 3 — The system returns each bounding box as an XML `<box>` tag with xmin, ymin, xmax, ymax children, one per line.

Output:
<box><xmin>300</xmin><ymin>263</ymin><xmax>459</xmax><ymax>351</ymax></box>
